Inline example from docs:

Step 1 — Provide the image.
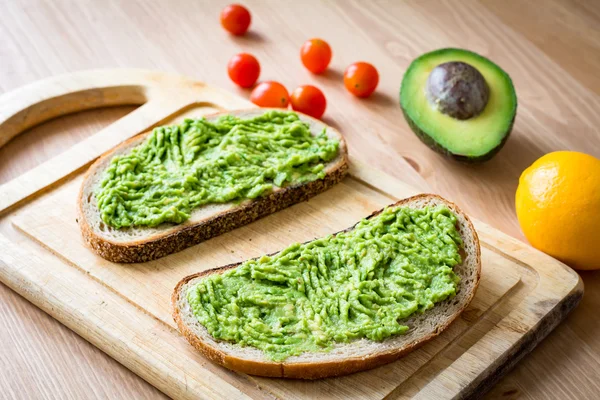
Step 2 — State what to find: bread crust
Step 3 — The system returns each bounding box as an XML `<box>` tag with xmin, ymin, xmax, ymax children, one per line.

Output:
<box><xmin>77</xmin><ymin>109</ymin><xmax>348</xmax><ymax>263</ymax></box>
<box><xmin>172</xmin><ymin>194</ymin><xmax>482</xmax><ymax>379</ymax></box>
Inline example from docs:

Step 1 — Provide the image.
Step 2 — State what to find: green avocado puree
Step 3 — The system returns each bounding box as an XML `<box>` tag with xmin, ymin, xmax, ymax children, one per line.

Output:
<box><xmin>187</xmin><ymin>205</ymin><xmax>462</xmax><ymax>361</ymax></box>
<box><xmin>96</xmin><ymin>111</ymin><xmax>339</xmax><ymax>229</ymax></box>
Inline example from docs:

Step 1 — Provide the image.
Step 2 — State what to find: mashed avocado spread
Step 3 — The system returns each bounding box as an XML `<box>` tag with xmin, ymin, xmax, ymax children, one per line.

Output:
<box><xmin>188</xmin><ymin>205</ymin><xmax>462</xmax><ymax>361</ymax></box>
<box><xmin>96</xmin><ymin>111</ymin><xmax>339</xmax><ymax>229</ymax></box>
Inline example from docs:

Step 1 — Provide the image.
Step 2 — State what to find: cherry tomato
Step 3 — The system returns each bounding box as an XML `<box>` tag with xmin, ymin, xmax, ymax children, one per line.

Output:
<box><xmin>343</xmin><ymin>62</ymin><xmax>379</xmax><ymax>98</ymax></box>
<box><xmin>220</xmin><ymin>4</ymin><xmax>251</xmax><ymax>35</ymax></box>
<box><xmin>290</xmin><ymin>85</ymin><xmax>327</xmax><ymax>119</ymax></box>
<box><xmin>227</xmin><ymin>53</ymin><xmax>260</xmax><ymax>88</ymax></box>
<box><xmin>250</xmin><ymin>82</ymin><xmax>290</xmax><ymax>108</ymax></box>
<box><xmin>300</xmin><ymin>38</ymin><xmax>332</xmax><ymax>74</ymax></box>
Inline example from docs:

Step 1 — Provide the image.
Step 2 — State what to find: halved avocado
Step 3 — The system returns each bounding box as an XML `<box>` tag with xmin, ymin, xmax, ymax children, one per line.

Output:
<box><xmin>400</xmin><ymin>48</ymin><xmax>517</xmax><ymax>162</ymax></box>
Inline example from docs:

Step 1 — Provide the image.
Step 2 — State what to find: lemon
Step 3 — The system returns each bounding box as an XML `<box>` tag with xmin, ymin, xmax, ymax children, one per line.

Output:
<box><xmin>515</xmin><ymin>151</ymin><xmax>600</xmax><ymax>270</ymax></box>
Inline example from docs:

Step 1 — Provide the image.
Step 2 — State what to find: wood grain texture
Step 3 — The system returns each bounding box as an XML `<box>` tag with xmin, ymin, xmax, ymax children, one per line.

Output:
<box><xmin>0</xmin><ymin>0</ymin><xmax>598</xmax><ymax>399</ymax></box>
<box><xmin>480</xmin><ymin>0</ymin><xmax>600</xmax><ymax>96</ymax></box>
<box><xmin>0</xmin><ymin>71</ymin><xmax>583</xmax><ymax>400</ymax></box>
<box><xmin>0</xmin><ymin>279</ymin><xmax>166</xmax><ymax>400</ymax></box>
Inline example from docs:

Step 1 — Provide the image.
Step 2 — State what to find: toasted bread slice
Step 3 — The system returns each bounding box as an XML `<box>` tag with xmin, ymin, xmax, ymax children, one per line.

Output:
<box><xmin>78</xmin><ymin>109</ymin><xmax>348</xmax><ymax>263</ymax></box>
<box><xmin>172</xmin><ymin>194</ymin><xmax>481</xmax><ymax>379</ymax></box>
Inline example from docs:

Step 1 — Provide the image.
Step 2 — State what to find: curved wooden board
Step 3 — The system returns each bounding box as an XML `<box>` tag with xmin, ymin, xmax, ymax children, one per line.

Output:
<box><xmin>0</xmin><ymin>69</ymin><xmax>178</xmax><ymax>146</ymax></box>
<box><xmin>0</xmin><ymin>69</ymin><xmax>583</xmax><ymax>400</ymax></box>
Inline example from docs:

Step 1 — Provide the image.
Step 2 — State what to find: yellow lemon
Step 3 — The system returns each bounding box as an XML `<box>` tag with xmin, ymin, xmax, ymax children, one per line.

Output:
<box><xmin>516</xmin><ymin>151</ymin><xmax>600</xmax><ymax>270</ymax></box>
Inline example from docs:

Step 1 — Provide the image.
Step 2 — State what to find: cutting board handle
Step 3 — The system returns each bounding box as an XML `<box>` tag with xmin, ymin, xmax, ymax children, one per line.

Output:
<box><xmin>0</xmin><ymin>68</ymin><xmax>249</xmax><ymax>214</ymax></box>
<box><xmin>0</xmin><ymin>69</ymin><xmax>209</xmax><ymax>148</ymax></box>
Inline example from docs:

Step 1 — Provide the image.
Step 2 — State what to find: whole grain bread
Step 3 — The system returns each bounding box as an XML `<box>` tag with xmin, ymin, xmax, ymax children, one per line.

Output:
<box><xmin>172</xmin><ymin>194</ymin><xmax>481</xmax><ymax>379</ymax></box>
<box><xmin>78</xmin><ymin>109</ymin><xmax>348</xmax><ymax>263</ymax></box>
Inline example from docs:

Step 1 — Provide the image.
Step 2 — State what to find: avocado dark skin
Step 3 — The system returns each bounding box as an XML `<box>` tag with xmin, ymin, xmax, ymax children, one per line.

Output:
<box><xmin>400</xmin><ymin>107</ymin><xmax>514</xmax><ymax>163</ymax></box>
<box><xmin>400</xmin><ymin>48</ymin><xmax>517</xmax><ymax>163</ymax></box>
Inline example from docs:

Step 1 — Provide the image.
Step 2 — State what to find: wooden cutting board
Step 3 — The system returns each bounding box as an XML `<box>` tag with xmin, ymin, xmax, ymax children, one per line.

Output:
<box><xmin>0</xmin><ymin>70</ymin><xmax>582</xmax><ymax>400</ymax></box>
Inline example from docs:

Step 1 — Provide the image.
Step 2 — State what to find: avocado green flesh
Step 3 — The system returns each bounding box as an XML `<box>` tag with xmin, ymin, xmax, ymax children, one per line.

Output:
<box><xmin>96</xmin><ymin>111</ymin><xmax>339</xmax><ymax>229</ymax></box>
<box><xmin>188</xmin><ymin>205</ymin><xmax>462</xmax><ymax>362</ymax></box>
<box><xmin>401</xmin><ymin>48</ymin><xmax>517</xmax><ymax>158</ymax></box>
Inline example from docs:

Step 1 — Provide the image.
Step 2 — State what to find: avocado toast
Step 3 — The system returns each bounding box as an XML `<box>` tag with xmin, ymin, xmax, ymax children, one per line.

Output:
<box><xmin>173</xmin><ymin>194</ymin><xmax>481</xmax><ymax>379</ymax></box>
<box><xmin>78</xmin><ymin>109</ymin><xmax>348</xmax><ymax>263</ymax></box>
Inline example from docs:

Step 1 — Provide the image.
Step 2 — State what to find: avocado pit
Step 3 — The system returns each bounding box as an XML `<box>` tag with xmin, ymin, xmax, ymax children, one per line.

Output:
<box><xmin>426</xmin><ymin>61</ymin><xmax>490</xmax><ymax>120</ymax></box>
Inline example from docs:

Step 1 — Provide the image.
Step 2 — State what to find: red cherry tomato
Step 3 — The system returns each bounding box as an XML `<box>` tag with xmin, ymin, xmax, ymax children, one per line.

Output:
<box><xmin>290</xmin><ymin>85</ymin><xmax>327</xmax><ymax>119</ymax></box>
<box><xmin>227</xmin><ymin>53</ymin><xmax>260</xmax><ymax>88</ymax></box>
<box><xmin>220</xmin><ymin>4</ymin><xmax>251</xmax><ymax>35</ymax></box>
<box><xmin>250</xmin><ymin>82</ymin><xmax>290</xmax><ymax>108</ymax></box>
<box><xmin>343</xmin><ymin>62</ymin><xmax>379</xmax><ymax>98</ymax></box>
<box><xmin>300</xmin><ymin>38</ymin><xmax>332</xmax><ymax>74</ymax></box>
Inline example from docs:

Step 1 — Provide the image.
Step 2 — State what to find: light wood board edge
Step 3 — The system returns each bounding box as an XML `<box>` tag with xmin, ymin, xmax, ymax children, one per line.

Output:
<box><xmin>0</xmin><ymin>69</ymin><xmax>252</xmax><ymax>215</ymax></box>
<box><xmin>0</xmin><ymin>233</ymin><xmax>269</xmax><ymax>400</ymax></box>
<box><xmin>449</xmin><ymin>226</ymin><xmax>584</xmax><ymax>400</ymax></box>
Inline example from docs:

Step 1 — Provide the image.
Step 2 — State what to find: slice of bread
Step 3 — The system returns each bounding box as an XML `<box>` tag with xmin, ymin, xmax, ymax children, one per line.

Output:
<box><xmin>172</xmin><ymin>194</ymin><xmax>481</xmax><ymax>379</ymax></box>
<box><xmin>78</xmin><ymin>109</ymin><xmax>348</xmax><ymax>263</ymax></box>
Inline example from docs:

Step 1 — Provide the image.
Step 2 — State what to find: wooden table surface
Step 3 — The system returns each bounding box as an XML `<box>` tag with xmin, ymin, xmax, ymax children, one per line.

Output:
<box><xmin>1</xmin><ymin>0</ymin><xmax>599</xmax><ymax>398</ymax></box>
